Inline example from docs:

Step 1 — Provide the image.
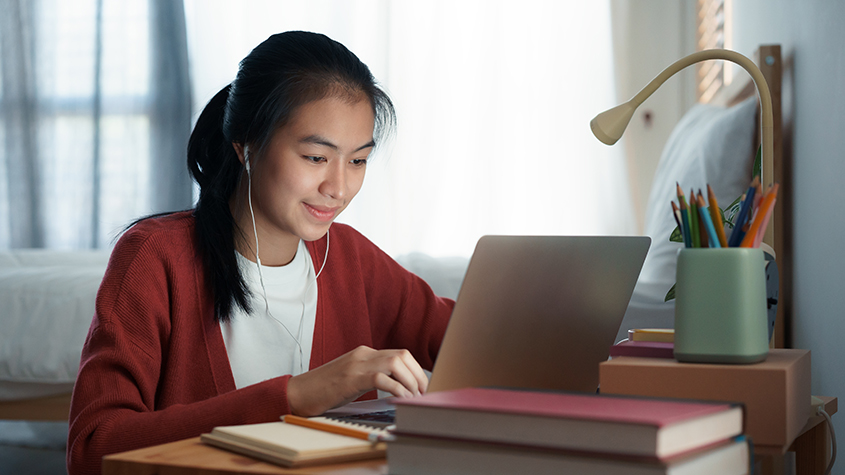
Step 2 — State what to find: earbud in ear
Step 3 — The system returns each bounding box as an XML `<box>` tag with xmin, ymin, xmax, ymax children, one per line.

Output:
<box><xmin>243</xmin><ymin>145</ymin><xmax>251</xmax><ymax>174</ymax></box>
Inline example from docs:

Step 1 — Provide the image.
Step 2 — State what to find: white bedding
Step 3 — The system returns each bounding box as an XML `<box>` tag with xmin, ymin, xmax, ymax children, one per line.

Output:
<box><xmin>394</xmin><ymin>252</ymin><xmax>468</xmax><ymax>301</ymax></box>
<box><xmin>0</xmin><ymin>250</ymin><xmax>109</xmax><ymax>401</ymax></box>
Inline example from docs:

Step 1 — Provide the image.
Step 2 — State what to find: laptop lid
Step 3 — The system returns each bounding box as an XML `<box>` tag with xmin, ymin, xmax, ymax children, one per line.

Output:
<box><xmin>427</xmin><ymin>235</ymin><xmax>650</xmax><ymax>394</ymax></box>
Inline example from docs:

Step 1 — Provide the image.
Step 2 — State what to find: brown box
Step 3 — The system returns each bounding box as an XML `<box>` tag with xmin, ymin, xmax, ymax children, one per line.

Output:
<box><xmin>599</xmin><ymin>348</ymin><xmax>811</xmax><ymax>449</ymax></box>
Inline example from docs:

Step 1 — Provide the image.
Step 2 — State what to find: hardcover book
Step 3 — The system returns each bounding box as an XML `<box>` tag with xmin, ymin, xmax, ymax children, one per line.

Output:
<box><xmin>388</xmin><ymin>434</ymin><xmax>750</xmax><ymax>475</ymax></box>
<box><xmin>391</xmin><ymin>387</ymin><xmax>743</xmax><ymax>459</ymax></box>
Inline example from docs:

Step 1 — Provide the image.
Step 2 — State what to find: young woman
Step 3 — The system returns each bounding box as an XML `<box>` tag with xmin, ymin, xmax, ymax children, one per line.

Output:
<box><xmin>67</xmin><ymin>31</ymin><xmax>454</xmax><ymax>475</ymax></box>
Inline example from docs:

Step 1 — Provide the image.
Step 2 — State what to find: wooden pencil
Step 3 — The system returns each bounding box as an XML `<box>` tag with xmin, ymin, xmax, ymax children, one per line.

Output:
<box><xmin>740</xmin><ymin>183</ymin><xmax>779</xmax><ymax>248</ymax></box>
<box><xmin>697</xmin><ymin>192</ymin><xmax>721</xmax><ymax>248</ymax></box>
<box><xmin>706</xmin><ymin>184</ymin><xmax>729</xmax><ymax>247</ymax></box>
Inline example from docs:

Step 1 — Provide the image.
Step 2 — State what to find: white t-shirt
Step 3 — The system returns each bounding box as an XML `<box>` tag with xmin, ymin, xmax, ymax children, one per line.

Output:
<box><xmin>220</xmin><ymin>240</ymin><xmax>317</xmax><ymax>389</ymax></box>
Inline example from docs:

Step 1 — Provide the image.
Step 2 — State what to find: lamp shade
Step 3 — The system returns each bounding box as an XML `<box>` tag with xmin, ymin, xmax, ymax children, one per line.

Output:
<box><xmin>589</xmin><ymin>100</ymin><xmax>637</xmax><ymax>145</ymax></box>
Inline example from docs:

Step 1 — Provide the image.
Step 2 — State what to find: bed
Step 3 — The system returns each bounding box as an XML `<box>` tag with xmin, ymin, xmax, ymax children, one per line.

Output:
<box><xmin>0</xmin><ymin>250</ymin><xmax>109</xmax><ymax>421</ymax></box>
<box><xmin>0</xmin><ymin>45</ymin><xmax>785</xmax><ymax>424</ymax></box>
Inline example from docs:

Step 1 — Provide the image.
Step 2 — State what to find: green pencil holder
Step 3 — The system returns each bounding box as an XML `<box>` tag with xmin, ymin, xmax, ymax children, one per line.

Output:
<box><xmin>674</xmin><ymin>248</ymin><xmax>769</xmax><ymax>364</ymax></box>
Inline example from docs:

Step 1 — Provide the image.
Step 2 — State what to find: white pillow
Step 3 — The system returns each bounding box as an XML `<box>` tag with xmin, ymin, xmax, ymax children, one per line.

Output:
<box><xmin>395</xmin><ymin>252</ymin><xmax>468</xmax><ymax>301</ymax></box>
<box><xmin>0</xmin><ymin>249</ymin><xmax>110</xmax><ymax>268</ymax></box>
<box><xmin>637</xmin><ymin>96</ymin><xmax>758</xmax><ymax>299</ymax></box>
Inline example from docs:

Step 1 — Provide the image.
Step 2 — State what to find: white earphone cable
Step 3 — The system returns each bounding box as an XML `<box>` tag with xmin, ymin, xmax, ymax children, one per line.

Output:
<box><xmin>315</xmin><ymin>228</ymin><xmax>329</xmax><ymax>280</ymax></box>
<box><xmin>245</xmin><ymin>154</ymin><xmax>329</xmax><ymax>374</ymax></box>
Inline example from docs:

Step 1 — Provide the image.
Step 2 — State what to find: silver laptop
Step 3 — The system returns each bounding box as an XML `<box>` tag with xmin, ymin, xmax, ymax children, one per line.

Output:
<box><xmin>325</xmin><ymin>235</ymin><xmax>650</xmax><ymax>423</ymax></box>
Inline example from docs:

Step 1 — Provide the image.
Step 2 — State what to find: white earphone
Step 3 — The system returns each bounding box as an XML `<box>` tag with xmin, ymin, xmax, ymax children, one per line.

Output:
<box><xmin>242</xmin><ymin>145</ymin><xmax>329</xmax><ymax>374</ymax></box>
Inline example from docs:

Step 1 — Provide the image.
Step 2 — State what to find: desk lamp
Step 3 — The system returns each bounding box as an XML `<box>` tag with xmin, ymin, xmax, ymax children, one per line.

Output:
<box><xmin>591</xmin><ymin>49</ymin><xmax>776</xmax><ymax>364</ymax></box>
<box><xmin>589</xmin><ymin>48</ymin><xmax>774</xmax><ymax>246</ymax></box>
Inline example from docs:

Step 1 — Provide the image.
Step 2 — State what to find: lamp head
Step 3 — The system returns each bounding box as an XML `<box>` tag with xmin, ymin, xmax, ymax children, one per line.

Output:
<box><xmin>589</xmin><ymin>100</ymin><xmax>637</xmax><ymax>145</ymax></box>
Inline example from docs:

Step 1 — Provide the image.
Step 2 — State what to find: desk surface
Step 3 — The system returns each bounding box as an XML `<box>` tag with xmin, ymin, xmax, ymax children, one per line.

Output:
<box><xmin>102</xmin><ymin>437</ymin><xmax>387</xmax><ymax>475</ymax></box>
<box><xmin>101</xmin><ymin>398</ymin><xmax>838</xmax><ymax>475</ymax></box>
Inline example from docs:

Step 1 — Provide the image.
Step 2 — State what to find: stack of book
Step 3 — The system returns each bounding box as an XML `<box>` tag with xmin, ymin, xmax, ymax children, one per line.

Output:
<box><xmin>388</xmin><ymin>387</ymin><xmax>750</xmax><ymax>475</ymax></box>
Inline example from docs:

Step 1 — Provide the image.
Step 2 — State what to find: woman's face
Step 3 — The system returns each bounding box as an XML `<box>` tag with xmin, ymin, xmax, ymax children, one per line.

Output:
<box><xmin>235</xmin><ymin>95</ymin><xmax>375</xmax><ymax>260</ymax></box>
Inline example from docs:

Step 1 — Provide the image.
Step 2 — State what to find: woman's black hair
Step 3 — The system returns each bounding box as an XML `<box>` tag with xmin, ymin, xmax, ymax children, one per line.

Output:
<box><xmin>187</xmin><ymin>31</ymin><xmax>395</xmax><ymax>322</ymax></box>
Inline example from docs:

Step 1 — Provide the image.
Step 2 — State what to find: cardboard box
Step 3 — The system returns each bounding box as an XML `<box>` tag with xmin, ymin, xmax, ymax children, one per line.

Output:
<box><xmin>599</xmin><ymin>348</ymin><xmax>811</xmax><ymax>449</ymax></box>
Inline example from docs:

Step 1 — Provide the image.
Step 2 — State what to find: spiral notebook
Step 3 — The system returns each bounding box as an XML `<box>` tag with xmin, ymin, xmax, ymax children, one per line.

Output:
<box><xmin>200</xmin><ymin>420</ymin><xmax>387</xmax><ymax>467</ymax></box>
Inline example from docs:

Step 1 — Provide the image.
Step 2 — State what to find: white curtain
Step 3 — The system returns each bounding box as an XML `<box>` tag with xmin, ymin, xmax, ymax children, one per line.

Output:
<box><xmin>1</xmin><ymin>0</ymin><xmax>634</xmax><ymax>256</ymax></box>
<box><xmin>186</xmin><ymin>0</ymin><xmax>635</xmax><ymax>258</ymax></box>
<box><xmin>0</xmin><ymin>0</ymin><xmax>192</xmax><ymax>249</ymax></box>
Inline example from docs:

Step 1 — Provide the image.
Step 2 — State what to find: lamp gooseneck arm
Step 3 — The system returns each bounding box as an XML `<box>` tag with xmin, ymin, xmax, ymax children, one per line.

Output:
<box><xmin>631</xmin><ymin>49</ymin><xmax>773</xmax><ymax>190</ymax></box>
<box><xmin>631</xmin><ymin>49</ymin><xmax>772</xmax><ymax>128</ymax></box>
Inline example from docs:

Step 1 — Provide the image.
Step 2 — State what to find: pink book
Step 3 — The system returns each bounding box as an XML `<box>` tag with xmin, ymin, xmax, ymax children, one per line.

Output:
<box><xmin>609</xmin><ymin>340</ymin><xmax>675</xmax><ymax>359</ymax></box>
<box><xmin>392</xmin><ymin>387</ymin><xmax>743</xmax><ymax>460</ymax></box>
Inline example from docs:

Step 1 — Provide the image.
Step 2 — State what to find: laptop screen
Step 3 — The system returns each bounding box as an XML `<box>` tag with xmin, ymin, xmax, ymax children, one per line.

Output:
<box><xmin>428</xmin><ymin>235</ymin><xmax>650</xmax><ymax>394</ymax></box>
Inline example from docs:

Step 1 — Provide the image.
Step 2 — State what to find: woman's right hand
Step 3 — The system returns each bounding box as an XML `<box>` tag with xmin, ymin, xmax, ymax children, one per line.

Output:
<box><xmin>286</xmin><ymin>345</ymin><xmax>428</xmax><ymax>417</ymax></box>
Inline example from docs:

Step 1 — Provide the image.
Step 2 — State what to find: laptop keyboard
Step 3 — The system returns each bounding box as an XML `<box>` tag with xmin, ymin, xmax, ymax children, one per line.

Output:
<box><xmin>325</xmin><ymin>409</ymin><xmax>396</xmax><ymax>428</ymax></box>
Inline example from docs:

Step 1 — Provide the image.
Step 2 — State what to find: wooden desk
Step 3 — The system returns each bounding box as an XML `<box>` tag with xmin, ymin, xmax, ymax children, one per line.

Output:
<box><xmin>752</xmin><ymin>396</ymin><xmax>837</xmax><ymax>475</ymax></box>
<box><xmin>102</xmin><ymin>414</ymin><xmax>837</xmax><ymax>475</ymax></box>
<box><xmin>790</xmin><ymin>396</ymin><xmax>838</xmax><ymax>475</ymax></box>
<box><xmin>102</xmin><ymin>407</ymin><xmax>837</xmax><ymax>475</ymax></box>
<box><xmin>103</xmin><ymin>359</ymin><xmax>836</xmax><ymax>475</ymax></box>
<box><xmin>102</xmin><ymin>437</ymin><xmax>387</xmax><ymax>475</ymax></box>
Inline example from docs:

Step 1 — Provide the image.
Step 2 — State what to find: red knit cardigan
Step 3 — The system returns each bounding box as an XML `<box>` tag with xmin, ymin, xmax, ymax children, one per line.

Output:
<box><xmin>67</xmin><ymin>211</ymin><xmax>453</xmax><ymax>475</ymax></box>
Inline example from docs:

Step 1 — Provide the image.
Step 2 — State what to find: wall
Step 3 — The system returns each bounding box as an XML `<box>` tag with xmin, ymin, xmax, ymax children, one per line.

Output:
<box><xmin>729</xmin><ymin>1</ymin><xmax>845</xmax><ymax>472</ymax></box>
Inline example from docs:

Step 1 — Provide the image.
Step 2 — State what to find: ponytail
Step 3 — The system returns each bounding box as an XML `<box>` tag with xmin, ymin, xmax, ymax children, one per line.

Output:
<box><xmin>188</xmin><ymin>85</ymin><xmax>251</xmax><ymax>322</ymax></box>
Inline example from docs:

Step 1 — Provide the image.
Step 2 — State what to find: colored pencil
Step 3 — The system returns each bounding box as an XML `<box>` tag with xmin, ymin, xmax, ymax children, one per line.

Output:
<box><xmin>729</xmin><ymin>177</ymin><xmax>759</xmax><ymax>247</ymax></box>
<box><xmin>741</xmin><ymin>183</ymin><xmax>779</xmax><ymax>248</ymax></box>
<box><xmin>676</xmin><ymin>184</ymin><xmax>692</xmax><ymax>248</ymax></box>
<box><xmin>283</xmin><ymin>415</ymin><xmax>384</xmax><ymax>442</ymax></box>
<box><xmin>707</xmin><ymin>184</ymin><xmax>729</xmax><ymax>247</ymax></box>
<box><xmin>752</xmin><ymin>196</ymin><xmax>777</xmax><ymax>248</ymax></box>
<box><xmin>697</xmin><ymin>191</ymin><xmax>710</xmax><ymax>247</ymax></box>
<box><xmin>689</xmin><ymin>188</ymin><xmax>700</xmax><ymax>248</ymax></box>
<box><xmin>753</xmin><ymin>179</ymin><xmax>764</xmax><ymax>211</ymax></box>
<box><xmin>697</xmin><ymin>192</ymin><xmax>721</xmax><ymax>248</ymax></box>
<box><xmin>689</xmin><ymin>190</ymin><xmax>701</xmax><ymax>247</ymax></box>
